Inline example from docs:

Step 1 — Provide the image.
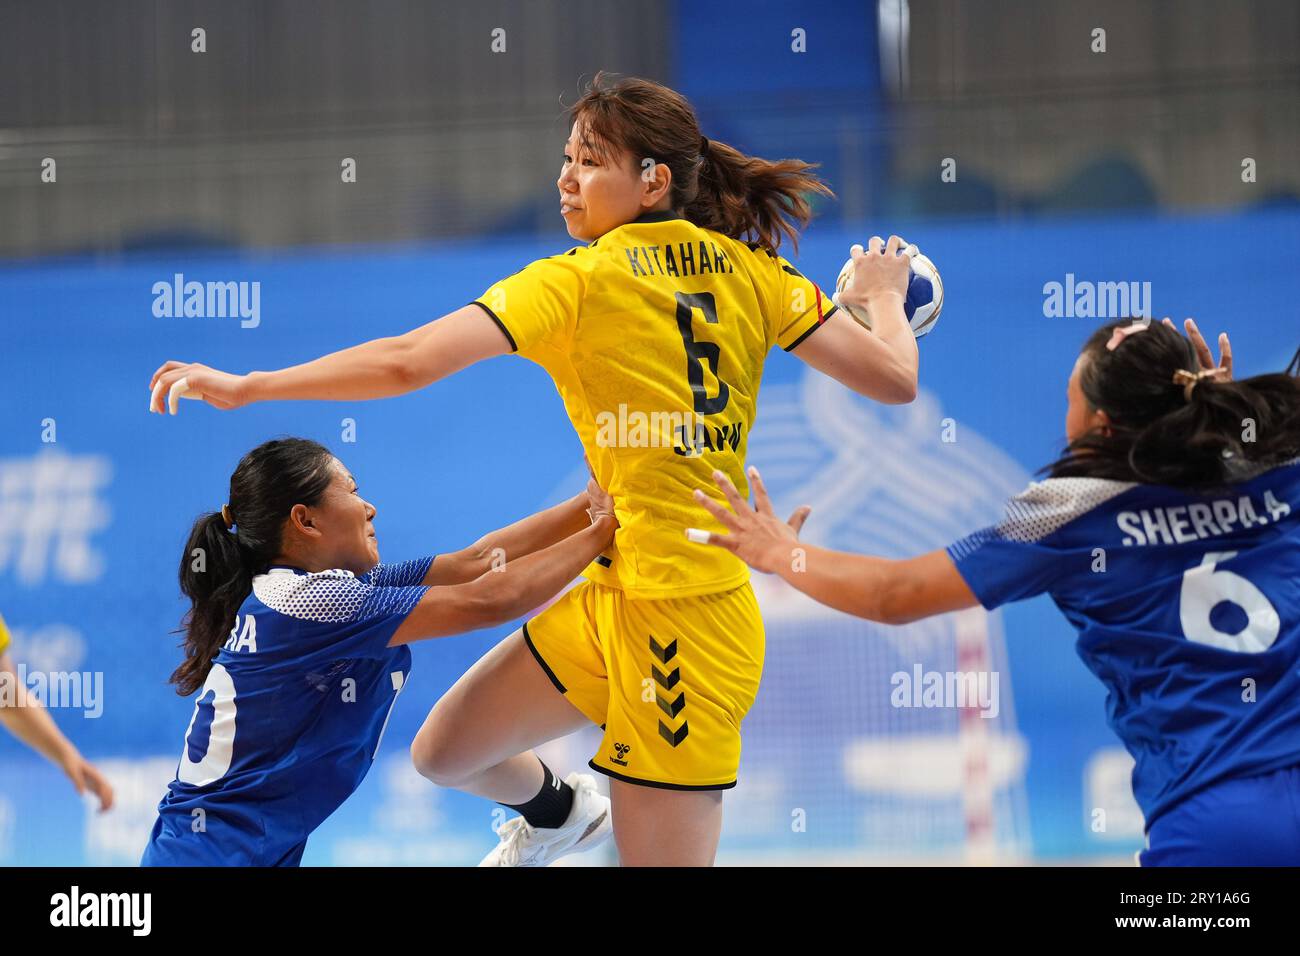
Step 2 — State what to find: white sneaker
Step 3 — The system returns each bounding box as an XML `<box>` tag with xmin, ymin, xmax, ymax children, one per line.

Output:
<box><xmin>478</xmin><ymin>772</ymin><xmax>612</xmax><ymax>867</ymax></box>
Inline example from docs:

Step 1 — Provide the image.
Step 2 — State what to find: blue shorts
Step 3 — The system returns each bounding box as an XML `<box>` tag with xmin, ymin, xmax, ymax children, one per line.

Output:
<box><xmin>140</xmin><ymin>814</ymin><xmax>307</xmax><ymax>867</ymax></box>
<box><xmin>1139</xmin><ymin>764</ymin><xmax>1300</xmax><ymax>866</ymax></box>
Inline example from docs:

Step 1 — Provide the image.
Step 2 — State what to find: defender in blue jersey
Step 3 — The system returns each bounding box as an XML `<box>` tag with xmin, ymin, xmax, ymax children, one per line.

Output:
<box><xmin>697</xmin><ymin>318</ymin><xmax>1300</xmax><ymax>865</ymax></box>
<box><xmin>142</xmin><ymin>437</ymin><xmax>617</xmax><ymax>866</ymax></box>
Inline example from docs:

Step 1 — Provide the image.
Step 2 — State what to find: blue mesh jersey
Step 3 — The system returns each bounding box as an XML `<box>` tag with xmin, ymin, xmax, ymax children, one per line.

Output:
<box><xmin>141</xmin><ymin>557</ymin><xmax>433</xmax><ymax>866</ymax></box>
<box><xmin>947</xmin><ymin>458</ymin><xmax>1300</xmax><ymax>830</ymax></box>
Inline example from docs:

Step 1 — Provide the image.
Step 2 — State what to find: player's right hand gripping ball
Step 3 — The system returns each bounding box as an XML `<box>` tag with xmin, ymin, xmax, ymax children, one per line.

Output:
<box><xmin>833</xmin><ymin>240</ymin><xmax>944</xmax><ymax>338</ymax></box>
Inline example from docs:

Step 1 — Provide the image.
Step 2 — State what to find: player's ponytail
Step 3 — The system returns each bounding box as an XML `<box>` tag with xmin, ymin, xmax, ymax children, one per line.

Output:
<box><xmin>690</xmin><ymin>137</ymin><xmax>834</xmax><ymax>256</ymax></box>
<box><xmin>174</xmin><ymin>512</ymin><xmax>250</xmax><ymax>695</ymax></box>
<box><xmin>172</xmin><ymin>437</ymin><xmax>335</xmax><ymax>696</ymax></box>
<box><xmin>567</xmin><ymin>71</ymin><xmax>834</xmax><ymax>254</ymax></box>
<box><xmin>1046</xmin><ymin>320</ymin><xmax>1300</xmax><ymax>487</ymax></box>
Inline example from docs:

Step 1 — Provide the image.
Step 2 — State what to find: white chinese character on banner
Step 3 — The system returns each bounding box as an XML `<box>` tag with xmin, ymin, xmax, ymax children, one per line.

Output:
<box><xmin>0</xmin><ymin>450</ymin><xmax>112</xmax><ymax>585</ymax></box>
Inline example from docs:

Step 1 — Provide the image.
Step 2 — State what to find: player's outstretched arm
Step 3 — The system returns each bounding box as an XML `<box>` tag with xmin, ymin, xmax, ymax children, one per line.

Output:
<box><xmin>789</xmin><ymin>235</ymin><xmax>919</xmax><ymax>405</ymax></box>
<box><xmin>423</xmin><ymin>491</ymin><xmax>591</xmax><ymax>586</ymax></box>
<box><xmin>0</xmin><ymin>653</ymin><xmax>115</xmax><ymax>811</ymax></box>
<box><xmin>423</xmin><ymin>476</ymin><xmax>613</xmax><ymax>586</ymax></box>
<box><xmin>388</xmin><ymin>511</ymin><xmax>617</xmax><ymax>646</ymax></box>
<box><xmin>688</xmin><ymin>466</ymin><xmax>977</xmax><ymax>625</ymax></box>
<box><xmin>147</xmin><ymin>304</ymin><xmax>512</xmax><ymax>414</ymax></box>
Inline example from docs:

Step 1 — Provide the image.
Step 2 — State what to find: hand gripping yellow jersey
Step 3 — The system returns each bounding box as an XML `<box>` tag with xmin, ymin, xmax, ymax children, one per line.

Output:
<box><xmin>472</xmin><ymin>209</ymin><xmax>837</xmax><ymax>598</ymax></box>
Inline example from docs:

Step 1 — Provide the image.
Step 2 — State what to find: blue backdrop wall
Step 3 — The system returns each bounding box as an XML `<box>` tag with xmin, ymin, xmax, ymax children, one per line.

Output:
<box><xmin>1</xmin><ymin>207</ymin><xmax>1296</xmax><ymax>864</ymax></box>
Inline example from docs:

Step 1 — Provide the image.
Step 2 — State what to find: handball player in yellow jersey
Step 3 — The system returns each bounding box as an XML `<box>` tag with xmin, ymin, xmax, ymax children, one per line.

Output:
<box><xmin>146</xmin><ymin>73</ymin><xmax>921</xmax><ymax>865</ymax></box>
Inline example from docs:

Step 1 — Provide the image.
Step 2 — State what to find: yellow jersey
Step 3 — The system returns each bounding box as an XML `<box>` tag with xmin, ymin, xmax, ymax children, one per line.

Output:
<box><xmin>0</xmin><ymin>613</ymin><xmax>10</xmax><ymax>655</ymax></box>
<box><xmin>472</xmin><ymin>209</ymin><xmax>837</xmax><ymax>598</ymax></box>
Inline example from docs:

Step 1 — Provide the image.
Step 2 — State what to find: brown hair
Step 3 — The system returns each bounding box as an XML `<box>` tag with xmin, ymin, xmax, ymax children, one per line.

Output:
<box><xmin>566</xmin><ymin>72</ymin><xmax>834</xmax><ymax>254</ymax></box>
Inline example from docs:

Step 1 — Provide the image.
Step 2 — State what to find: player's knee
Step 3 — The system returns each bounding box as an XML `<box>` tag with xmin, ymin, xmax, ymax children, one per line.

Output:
<box><xmin>410</xmin><ymin>723</ymin><xmax>471</xmax><ymax>786</ymax></box>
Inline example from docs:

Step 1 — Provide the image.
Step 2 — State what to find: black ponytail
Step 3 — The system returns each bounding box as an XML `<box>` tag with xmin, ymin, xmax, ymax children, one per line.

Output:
<box><xmin>172</xmin><ymin>437</ymin><xmax>335</xmax><ymax>695</ymax></box>
<box><xmin>1046</xmin><ymin>320</ymin><xmax>1300</xmax><ymax>488</ymax></box>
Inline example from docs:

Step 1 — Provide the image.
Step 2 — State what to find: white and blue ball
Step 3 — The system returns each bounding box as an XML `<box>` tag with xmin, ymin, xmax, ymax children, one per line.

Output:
<box><xmin>833</xmin><ymin>240</ymin><xmax>944</xmax><ymax>338</ymax></box>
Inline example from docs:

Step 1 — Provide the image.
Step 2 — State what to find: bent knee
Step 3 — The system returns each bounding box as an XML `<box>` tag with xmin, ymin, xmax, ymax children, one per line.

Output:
<box><xmin>410</xmin><ymin>721</ymin><xmax>478</xmax><ymax>786</ymax></box>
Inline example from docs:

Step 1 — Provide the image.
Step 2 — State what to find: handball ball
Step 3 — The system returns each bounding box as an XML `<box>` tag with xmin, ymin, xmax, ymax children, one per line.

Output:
<box><xmin>832</xmin><ymin>240</ymin><xmax>944</xmax><ymax>338</ymax></box>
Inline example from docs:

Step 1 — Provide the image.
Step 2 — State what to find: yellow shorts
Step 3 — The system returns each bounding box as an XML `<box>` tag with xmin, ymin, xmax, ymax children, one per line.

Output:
<box><xmin>523</xmin><ymin>579</ymin><xmax>765</xmax><ymax>790</ymax></box>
